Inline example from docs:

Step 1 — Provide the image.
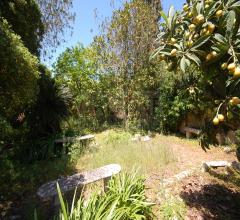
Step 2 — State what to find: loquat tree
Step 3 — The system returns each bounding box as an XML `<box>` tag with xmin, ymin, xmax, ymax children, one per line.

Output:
<box><xmin>153</xmin><ymin>0</ymin><xmax>240</xmax><ymax>146</ymax></box>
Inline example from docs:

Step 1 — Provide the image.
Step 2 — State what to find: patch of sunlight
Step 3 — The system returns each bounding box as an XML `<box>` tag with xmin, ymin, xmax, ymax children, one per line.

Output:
<box><xmin>76</xmin><ymin>129</ymin><xmax>177</xmax><ymax>175</ymax></box>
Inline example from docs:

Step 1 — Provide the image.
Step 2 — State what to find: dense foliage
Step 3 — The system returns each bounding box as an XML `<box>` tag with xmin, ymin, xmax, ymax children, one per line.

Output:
<box><xmin>0</xmin><ymin>18</ymin><xmax>39</xmax><ymax>120</ymax></box>
<box><xmin>54</xmin><ymin>44</ymin><xmax>104</xmax><ymax>131</ymax></box>
<box><xmin>98</xmin><ymin>0</ymin><xmax>162</xmax><ymax>129</ymax></box>
<box><xmin>54</xmin><ymin>0</ymin><xmax>164</xmax><ymax>131</ymax></box>
<box><xmin>28</xmin><ymin>65</ymin><xmax>71</xmax><ymax>137</ymax></box>
<box><xmin>36</xmin><ymin>0</ymin><xmax>75</xmax><ymax>55</ymax></box>
<box><xmin>153</xmin><ymin>0</ymin><xmax>240</xmax><ymax>144</ymax></box>
<box><xmin>155</xmin><ymin>67</ymin><xmax>207</xmax><ymax>133</ymax></box>
<box><xmin>0</xmin><ymin>0</ymin><xmax>72</xmax><ymax>160</ymax></box>
<box><xmin>0</xmin><ymin>0</ymin><xmax>44</xmax><ymax>56</ymax></box>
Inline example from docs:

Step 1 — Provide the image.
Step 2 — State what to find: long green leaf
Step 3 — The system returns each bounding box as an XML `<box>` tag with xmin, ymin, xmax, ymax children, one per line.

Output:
<box><xmin>180</xmin><ymin>56</ymin><xmax>186</xmax><ymax>73</ymax></box>
<box><xmin>56</xmin><ymin>183</ymin><xmax>68</xmax><ymax>220</ymax></box>
<box><xmin>186</xmin><ymin>53</ymin><xmax>202</xmax><ymax>66</ymax></box>
<box><xmin>226</xmin><ymin>10</ymin><xmax>236</xmax><ymax>41</ymax></box>
<box><xmin>213</xmin><ymin>33</ymin><xmax>227</xmax><ymax>44</ymax></box>
<box><xmin>160</xmin><ymin>11</ymin><xmax>168</xmax><ymax>23</ymax></box>
<box><xmin>229</xmin><ymin>1</ymin><xmax>240</xmax><ymax>8</ymax></box>
<box><xmin>191</xmin><ymin>35</ymin><xmax>211</xmax><ymax>50</ymax></box>
<box><xmin>168</xmin><ymin>5</ymin><xmax>175</xmax><ymax>30</ymax></box>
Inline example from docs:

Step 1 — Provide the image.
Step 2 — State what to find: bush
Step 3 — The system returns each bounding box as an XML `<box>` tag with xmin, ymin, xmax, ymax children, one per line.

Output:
<box><xmin>56</xmin><ymin>171</ymin><xmax>154</xmax><ymax>220</ymax></box>
<box><xmin>155</xmin><ymin>67</ymin><xmax>207</xmax><ymax>133</ymax></box>
<box><xmin>104</xmin><ymin>129</ymin><xmax>132</xmax><ymax>146</ymax></box>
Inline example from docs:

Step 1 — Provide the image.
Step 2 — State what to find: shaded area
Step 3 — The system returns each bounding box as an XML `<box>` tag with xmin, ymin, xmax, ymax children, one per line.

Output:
<box><xmin>0</xmin><ymin>155</ymin><xmax>77</xmax><ymax>220</ymax></box>
<box><xmin>180</xmin><ymin>183</ymin><xmax>240</xmax><ymax>220</ymax></box>
<box><xmin>208</xmin><ymin>168</ymin><xmax>240</xmax><ymax>188</ymax></box>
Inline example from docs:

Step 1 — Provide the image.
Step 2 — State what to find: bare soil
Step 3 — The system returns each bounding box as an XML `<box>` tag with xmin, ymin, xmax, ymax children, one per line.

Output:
<box><xmin>145</xmin><ymin>136</ymin><xmax>239</xmax><ymax>220</ymax></box>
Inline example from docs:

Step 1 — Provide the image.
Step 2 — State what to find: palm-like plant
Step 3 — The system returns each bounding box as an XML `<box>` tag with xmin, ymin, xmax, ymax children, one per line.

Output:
<box><xmin>22</xmin><ymin>66</ymin><xmax>71</xmax><ymax>161</ymax></box>
<box><xmin>28</xmin><ymin>66</ymin><xmax>71</xmax><ymax>137</ymax></box>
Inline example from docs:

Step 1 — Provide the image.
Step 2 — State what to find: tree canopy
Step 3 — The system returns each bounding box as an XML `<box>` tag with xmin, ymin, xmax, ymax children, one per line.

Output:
<box><xmin>36</xmin><ymin>0</ymin><xmax>75</xmax><ymax>56</ymax></box>
<box><xmin>94</xmin><ymin>0</ymin><xmax>163</xmax><ymax>129</ymax></box>
<box><xmin>0</xmin><ymin>18</ymin><xmax>39</xmax><ymax>120</ymax></box>
<box><xmin>54</xmin><ymin>44</ymin><xmax>99</xmax><ymax>115</ymax></box>
<box><xmin>0</xmin><ymin>0</ymin><xmax>44</xmax><ymax>56</ymax></box>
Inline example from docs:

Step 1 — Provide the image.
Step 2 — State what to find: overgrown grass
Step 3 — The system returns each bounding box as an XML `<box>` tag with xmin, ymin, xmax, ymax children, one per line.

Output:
<box><xmin>76</xmin><ymin>129</ymin><xmax>177</xmax><ymax>175</ymax></box>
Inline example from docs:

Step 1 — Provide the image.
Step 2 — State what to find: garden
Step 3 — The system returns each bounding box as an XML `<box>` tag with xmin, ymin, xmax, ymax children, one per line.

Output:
<box><xmin>1</xmin><ymin>0</ymin><xmax>240</xmax><ymax>219</ymax></box>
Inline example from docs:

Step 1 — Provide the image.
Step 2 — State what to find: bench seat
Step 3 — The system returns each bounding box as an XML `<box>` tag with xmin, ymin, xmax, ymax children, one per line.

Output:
<box><xmin>184</xmin><ymin>127</ymin><xmax>201</xmax><ymax>138</ymax></box>
<box><xmin>37</xmin><ymin>164</ymin><xmax>121</xmax><ymax>199</ymax></box>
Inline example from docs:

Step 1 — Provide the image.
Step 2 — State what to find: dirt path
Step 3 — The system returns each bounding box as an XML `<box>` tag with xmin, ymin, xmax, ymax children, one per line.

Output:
<box><xmin>151</xmin><ymin>134</ymin><xmax>236</xmax><ymax>174</ymax></box>
<box><xmin>170</xmin><ymin>143</ymin><xmax>236</xmax><ymax>171</ymax></box>
<box><xmin>145</xmin><ymin>135</ymin><xmax>239</xmax><ymax>219</ymax></box>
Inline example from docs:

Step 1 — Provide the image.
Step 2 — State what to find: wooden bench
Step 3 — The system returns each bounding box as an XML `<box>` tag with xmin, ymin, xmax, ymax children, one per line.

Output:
<box><xmin>184</xmin><ymin>127</ymin><xmax>201</xmax><ymax>139</ymax></box>
<box><xmin>37</xmin><ymin>164</ymin><xmax>121</xmax><ymax>202</ymax></box>
<box><xmin>54</xmin><ymin>134</ymin><xmax>95</xmax><ymax>156</ymax></box>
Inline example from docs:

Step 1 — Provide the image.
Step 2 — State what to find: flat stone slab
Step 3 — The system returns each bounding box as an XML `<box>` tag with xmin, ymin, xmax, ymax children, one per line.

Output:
<box><xmin>184</xmin><ymin>127</ymin><xmax>201</xmax><ymax>135</ymax></box>
<box><xmin>203</xmin><ymin>161</ymin><xmax>231</xmax><ymax>168</ymax></box>
<box><xmin>184</xmin><ymin>127</ymin><xmax>201</xmax><ymax>139</ymax></box>
<box><xmin>201</xmin><ymin>161</ymin><xmax>232</xmax><ymax>172</ymax></box>
<box><xmin>162</xmin><ymin>169</ymin><xmax>195</xmax><ymax>186</ymax></box>
<box><xmin>55</xmin><ymin>134</ymin><xmax>95</xmax><ymax>143</ymax></box>
<box><xmin>223</xmin><ymin>147</ymin><xmax>235</xmax><ymax>153</ymax></box>
<box><xmin>37</xmin><ymin>164</ymin><xmax>121</xmax><ymax>199</ymax></box>
<box><xmin>131</xmin><ymin>135</ymin><xmax>151</xmax><ymax>142</ymax></box>
<box><xmin>202</xmin><ymin>160</ymin><xmax>240</xmax><ymax>173</ymax></box>
<box><xmin>141</xmin><ymin>136</ymin><xmax>151</xmax><ymax>142</ymax></box>
<box><xmin>76</xmin><ymin>134</ymin><xmax>95</xmax><ymax>141</ymax></box>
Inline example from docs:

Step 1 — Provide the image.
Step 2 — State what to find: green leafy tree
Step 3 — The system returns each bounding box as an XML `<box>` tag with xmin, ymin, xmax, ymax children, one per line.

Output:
<box><xmin>0</xmin><ymin>0</ymin><xmax>74</xmax><ymax>159</ymax></box>
<box><xmin>54</xmin><ymin>44</ymin><xmax>103</xmax><ymax>130</ymax></box>
<box><xmin>20</xmin><ymin>65</ymin><xmax>71</xmax><ymax>161</ymax></box>
<box><xmin>0</xmin><ymin>0</ymin><xmax>75</xmax><ymax>57</ymax></box>
<box><xmin>0</xmin><ymin>0</ymin><xmax>44</xmax><ymax>56</ymax></box>
<box><xmin>28</xmin><ymin>65</ymin><xmax>71</xmax><ymax>137</ymax></box>
<box><xmin>95</xmin><ymin>0</ymin><xmax>162</xmax><ymax>129</ymax></box>
<box><xmin>156</xmin><ymin>67</ymin><xmax>209</xmax><ymax>133</ymax></box>
<box><xmin>0</xmin><ymin>19</ymin><xmax>39</xmax><ymax>120</ymax></box>
<box><xmin>36</xmin><ymin>0</ymin><xmax>75</xmax><ymax>56</ymax></box>
<box><xmin>153</xmin><ymin>0</ymin><xmax>240</xmax><ymax>145</ymax></box>
<box><xmin>0</xmin><ymin>0</ymin><xmax>44</xmax><ymax>120</ymax></box>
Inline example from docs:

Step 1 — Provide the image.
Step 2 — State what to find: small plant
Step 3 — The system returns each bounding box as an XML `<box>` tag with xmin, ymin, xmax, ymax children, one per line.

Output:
<box><xmin>159</xmin><ymin>195</ymin><xmax>187</xmax><ymax>220</ymax></box>
<box><xmin>55</xmin><ymin>171</ymin><xmax>154</xmax><ymax>219</ymax></box>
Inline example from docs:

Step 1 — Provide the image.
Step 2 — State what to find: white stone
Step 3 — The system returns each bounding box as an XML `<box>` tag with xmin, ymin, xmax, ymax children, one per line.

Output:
<box><xmin>223</xmin><ymin>147</ymin><xmax>234</xmax><ymax>153</ymax></box>
<box><xmin>141</xmin><ymin>136</ymin><xmax>151</xmax><ymax>142</ymax></box>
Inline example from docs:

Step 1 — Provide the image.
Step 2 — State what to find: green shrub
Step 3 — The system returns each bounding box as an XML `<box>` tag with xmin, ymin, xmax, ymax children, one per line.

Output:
<box><xmin>104</xmin><ymin>130</ymin><xmax>132</xmax><ymax>146</ymax></box>
<box><xmin>56</xmin><ymin>171</ymin><xmax>154</xmax><ymax>220</ymax></box>
<box><xmin>155</xmin><ymin>67</ymin><xmax>208</xmax><ymax>133</ymax></box>
<box><xmin>0</xmin><ymin>18</ymin><xmax>39</xmax><ymax>120</ymax></box>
